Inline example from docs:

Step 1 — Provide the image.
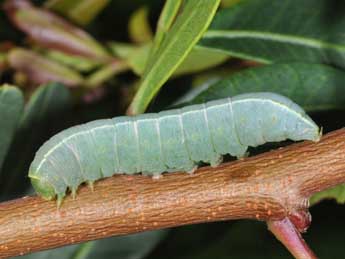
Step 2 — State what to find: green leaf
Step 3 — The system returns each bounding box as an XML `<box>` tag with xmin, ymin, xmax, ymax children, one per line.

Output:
<box><xmin>310</xmin><ymin>184</ymin><xmax>345</xmax><ymax>205</ymax></box>
<box><xmin>8</xmin><ymin>48</ymin><xmax>84</xmax><ymax>87</ymax></box>
<box><xmin>45</xmin><ymin>0</ymin><xmax>110</xmax><ymax>26</ymax></box>
<box><xmin>174</xmin><ymin>46</ymin><xmax>228</xmax><ymax>76</ymax></box>
<box><xmin>85</xmin><ymin>61</ymin><xmax>129</xmax><ymax>88</ymax></box>
<box><xmin>66</xmin><ymin>0</ymin><xmax>110</xmax><ymax>26</ymax></box>
<box><xmin>199</xmin><ymin>0</ymin><xmax>345</xmax><ymax>69</ymax></box>
<box><xmin>128</xmin><ymin>6</ymin><xmax>153</xmax><ymax>44</ymax></box>
<box><xmin>108</xmin><ymin>42</ymin><xmax>136</xmax><ymax>59</ymax></box>
<box><xmin>0</xmin><ymin>85</ymin><xmax>24</xmax><ymax>173</ymax></box>
<box><xmin>178</xmin><ymin>63</ymin><xmax>345</xmax><ymax>112</ymax></box>
<box><xmin>0</xmin><ymin>83</ymin><xmax>72</xmax><ymax>200</ymax></box>
<box><xmin>19</xmin><ymin>230</ymin><xmax>167</xmax><ymax>259</ymax></box>
<box><xmin>128</xmin><ymin>0</ymin><xmax>221</xmax><ymax>114</ymax></box>
<box><xmin>147</xmin><ymin>0</ymin><xmax>182</xmax><ymax>64</ymax></box>
<box><xmin>44</xmin><ymin>0</ymin><xmax>78</xmax><ymax>13</ymax></box>
<box><xmin>110</xmin><ymin>42</ymin><xmax>227</xmax><ymax>77</ymax></box>
<box><xmin>221</xmin><ymin>0</ymin><xmax>244</xmax><ymax>7</ymax></box>
<box><xmin>46</xmin><ymin>50</ymin><xmax>100</xmax><ymax>72</ymax></box>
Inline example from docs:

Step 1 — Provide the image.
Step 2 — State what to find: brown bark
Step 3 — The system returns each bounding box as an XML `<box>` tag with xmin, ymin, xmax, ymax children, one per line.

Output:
<box><xmin>1</xmin><ymin>129</ymin><xmax>345</xmax><ymax>258</ymax></box>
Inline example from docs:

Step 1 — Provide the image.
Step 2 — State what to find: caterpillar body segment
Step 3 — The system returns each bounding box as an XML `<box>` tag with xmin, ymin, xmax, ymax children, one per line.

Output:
<box><xmin>29</xmin><ymin>93</ymin><xmax>321</xmax><ymax>204</ymax></box>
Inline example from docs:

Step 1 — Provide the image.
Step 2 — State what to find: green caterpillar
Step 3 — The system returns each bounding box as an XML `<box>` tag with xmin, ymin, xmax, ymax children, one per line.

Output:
<box><xmin>29</xmin><ymin>93</ymin><xmax>321</xmax><ymax>206</ymax></box>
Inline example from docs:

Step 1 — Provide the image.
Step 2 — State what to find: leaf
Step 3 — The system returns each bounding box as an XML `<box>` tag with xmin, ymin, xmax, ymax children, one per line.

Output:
<box><xmin>46</xmin><ymin>50</ymin><xmax>100</xmax><ymax>72</ymax></box>
<box><xmin>85</xmin><ymin>61</ymin><xmax>128</xmax><ymax>88</ymax></box>
<box><xmin>108</xmin><ymin>42</ymin><xmax>137</xmax><ymax>59</ymax></box>
<box><xmin>45</xmin><ymin>0</ymin><xmax>110</xmax><ymax>26</ymax></box>
<box><xmin>221</xmin><ymin>0</ymin><xmax>244</xmax><ymax>7</ymax></box>
<box><xmin>178</xmin><ymin>63</ymin><xmax>345</xmax><ymax>112</ymax></box>
<box><xmin>8</xmin><ymin>48</ymin><xmax>84</xmax><ymax>87</ymax></box>
<box><xmin>127</xmin><ymin>0</ymin><xmax>221</xmax><ymax>115</ymax></box>
<box><xmin>0</xmin><ymin>83</ymin><xmax>72</xmax><ymax>200</ymax></box>
<box><xmin>174</xmin><ymin>46</ymin><xmax>228</xmax><ymax>76</ymax></box>
<box><xmin>4</xmin><ymin>0</ymin><xmax>110</xmax><ymax>60</ymax></box>
<box><xmin>199</xmin><ymin>0</ymin><xmax>345</xmax><ymax>69</ymax></box>
<box><xmin>44</xmin><ymin>0</ymin><xmax>77</xmax><ymax>13</ymax></box>
<box><xmin>310</xmin><ymin>184</ymin><xmax>345</xmax><ymax>205</ymax></box>
<box><xmin>128</xmin><ymin>6</ymin><xmax>153</xmax><ymax>44</ymax></box>
<box><xmin>19</xmin><ymin>230</ymin><xmax>167</xmax><ymax>259</ymax></box>
<box><xmin>110</xmin><ymin>42</ymin><xmax>227</xmax><ymax>77</ymax></box>
<box><xmin>0</xmin><ymin>85</ymin><xmax>24</xmax><ymax>173</ymax></box>
<box><xmin>147</xmin><ymin>0</ymin><xmax>182</xmax><ymax>63</ymax></box>
<box><xmin>63</xmin><ymin>0</ymin><xmax>110</xmax><ymax>26</ymax></box>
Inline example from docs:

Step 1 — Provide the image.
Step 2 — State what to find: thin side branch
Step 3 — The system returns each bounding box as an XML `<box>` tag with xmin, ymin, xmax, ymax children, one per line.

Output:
<box><xmin>1</xmin><ymin>129</ymin><xmax>345</xmax><ymax>258</ymax></box>
<box><xmin>268</xmin><ymin>218</ymin><xmax>318</xmax><ymax>259</ymax></box>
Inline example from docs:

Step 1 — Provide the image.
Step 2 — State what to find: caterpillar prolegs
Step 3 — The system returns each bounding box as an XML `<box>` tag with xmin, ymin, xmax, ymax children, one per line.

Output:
<box><xmin>29</xmin><ymin>93</ymin><xmax>321</xmax><ymax>206</ymax></box>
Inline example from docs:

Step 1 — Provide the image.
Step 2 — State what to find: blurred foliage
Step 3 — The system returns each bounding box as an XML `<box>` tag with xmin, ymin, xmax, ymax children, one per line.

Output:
<box><xmin>1</xmin><ymin>0</ymin><xmax>345</xmax><ymax>258</ymax></box>
<box><xmin>45</xmin><ymin>0</ymin><xmax>111</xmax><ymax>26</ymax></box>
<box><xmin>128</xmin><ymin>6</ymin><xmax>153</xmax><ymax>44</ymax></box>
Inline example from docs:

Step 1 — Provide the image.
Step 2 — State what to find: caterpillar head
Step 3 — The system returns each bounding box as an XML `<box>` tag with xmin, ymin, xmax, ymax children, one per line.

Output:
<box><xmin>30</xmin><ymin>176</ymin><xmax>56</xmax><ymax>201</ymax></box>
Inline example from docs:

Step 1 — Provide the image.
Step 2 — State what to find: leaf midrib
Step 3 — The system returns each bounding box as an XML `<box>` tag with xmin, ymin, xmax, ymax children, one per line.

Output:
<box><xmin>203</xmin><ymin>30</ymin><xmax>345</xmax><ymax>52</ymax></box>
<box><xmin>135</xmin><ymin>0</ymin><xmax>220</xmax><ymax>112</ymax></box>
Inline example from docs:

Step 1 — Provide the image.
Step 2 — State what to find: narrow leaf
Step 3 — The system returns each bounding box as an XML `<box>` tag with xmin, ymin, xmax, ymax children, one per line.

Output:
<box><xmin>221</xmin><ymin>0</ymin><xmax>244</xmax><ymax>7</ymax></box>
<box><xmin>46</xmin><ymin>50</ymin><xmax>100</xmax><ymax>72</ymax></box>
<box><xmin>85</xmin><ymin>60</ymin><xmax>128</xmax><ymax>88</ymax></box>
<box><xmin>8</xmin><ymin>48</ymin><xmax>84</xmax><ymax>87</ymax></box>
<box><xmin>148</xmin><ymin>0</ymin><xmax>182</xmax><ymax>62</ymax></box>
<box><xmin>0</xmin><ymin>85</ymin><xmax>24</xmax><ymax>173</ymax></box>
<box><xmin>0</xmin><ymin>83</ymin><xmax>72</xmax><ymax>200</ymax></box>
<box><xmin>45</xmin><ymin>0</ymin><xmax>110</xmax><ymax>25</ymax></box>
<box><xmin>128</xmin><ymin>0</ymin><xmax>221</xmax><ymax>114</ymax></box>
<box><xmin>4</xmin><ymin>0</ymin><xmax>110</xmax><ymax>60</ymax></box>
<box><xmin>44</xmin><ymin>0</ymin><xmax>77</xmax><ymax>12</ymax></box>
<box><xmin>174</xmin><ymin>46</ymin><xmax>228</xmax><ymax>76</ymax></box>
<box><xmin>199</xmin><ymin>0</ymin><xmax>345</xmax><ymax>69</ymax></box>
<box><xmin>110</xmin><ymin>42</ymin><xmax>227</xmax><ymax>77</ymax></box>
<box><xmin>128</xmin><ymin>7</ymin><xmax>153</xmax><ymax>44</ymax></box>
<box><xmin>180</xmin><ymin>63</ymin><xmax>345</xmax><ymax>112</ymax></box>
<box><xmin>65</xmin><ymin>0</ymin><xmax>110</xmax><ymax>26</ymax></box>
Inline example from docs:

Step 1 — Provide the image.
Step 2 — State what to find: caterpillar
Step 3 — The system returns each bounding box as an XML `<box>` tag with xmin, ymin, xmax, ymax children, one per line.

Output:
<box><xmin>29</xmin><ymin>92</ymin><xmax>321</xmax><ymax>206</ymax></box>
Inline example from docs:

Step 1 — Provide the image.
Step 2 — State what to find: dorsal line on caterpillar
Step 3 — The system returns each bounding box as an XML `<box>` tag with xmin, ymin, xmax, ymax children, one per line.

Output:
<box><xmin>36</xmin><ymin>124</ymin><xmax>113</xmax><ymax>173</ymax></box>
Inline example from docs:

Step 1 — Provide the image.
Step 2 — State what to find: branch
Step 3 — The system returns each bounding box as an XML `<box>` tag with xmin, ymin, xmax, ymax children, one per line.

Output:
<box><xmin>1</xmin><ymin>129</ymin><xmax>345</xmax><ymax>258</ymax></box>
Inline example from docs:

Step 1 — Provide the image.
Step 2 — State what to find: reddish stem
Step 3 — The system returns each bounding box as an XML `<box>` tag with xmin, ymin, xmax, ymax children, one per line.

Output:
<box><xmin>268</xmin><ymin>218</ymin><xmax>318</xmax><ymax>259</ymax></box>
